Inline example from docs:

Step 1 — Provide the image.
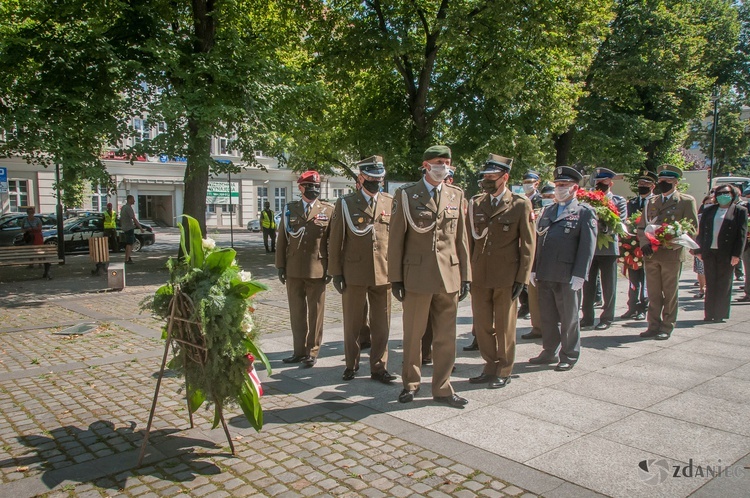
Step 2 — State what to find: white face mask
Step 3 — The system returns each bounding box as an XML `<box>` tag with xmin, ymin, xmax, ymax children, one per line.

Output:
<box><xmin>541</xmin><ymin>198</ymin><xmax>554</xmax><ymax>207</ymax></box>
<box><xmin>554</xmin><ymin>185</ymin><xmax>574</xmax><ymax>203</ymax></box>
<box><xmin>522</xmin><ymin>183</ymin><xmax>535</xmax><ymax>195</ymax></box>
<box><xmin>427</xmin><ymin>164</ymin><xmax>449</xmax><ymax>182</ymax></box>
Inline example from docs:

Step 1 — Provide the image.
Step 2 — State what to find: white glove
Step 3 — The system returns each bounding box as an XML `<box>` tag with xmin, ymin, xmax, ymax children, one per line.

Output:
<box><xmin>529</xmin><ymin>272</ymin><xmax>537</xmax><ymax>287</ymax></box>
<box><xmin>570</xmin><ymin>276</ymin><xmax>585</xmax><ymax>291</ymax></box>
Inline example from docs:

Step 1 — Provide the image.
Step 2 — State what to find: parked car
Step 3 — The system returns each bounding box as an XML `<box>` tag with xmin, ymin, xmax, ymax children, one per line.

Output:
<box><xmin>14</xmin><ymin>213</ymin><xmax>155</xmax><ymax>253</ymax></box>
<box><xmin>247</xmin><ymin>219</ymin><xmax>261</xmax><ymax>232</ymax></box>
<box><xmin>710</xmin><ymin>176</ymin><xmax>750</xmax><ymax>195</ymax></box>
<box><xmin>0</xmin><ymin>213</ymin><xmax>57</xmax><ymax>246</ymax></box>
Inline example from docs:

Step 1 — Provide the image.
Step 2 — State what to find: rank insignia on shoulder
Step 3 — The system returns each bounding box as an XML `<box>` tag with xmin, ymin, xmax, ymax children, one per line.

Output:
<box><xmin>446</xmin><ymin>205</ymin><xmax>458</xmax><ymax>211</ymax></box>
<box><xmin>316</xmin><ymin>214</ymin><xmax>329</xmax><ymax>221</ymax></box>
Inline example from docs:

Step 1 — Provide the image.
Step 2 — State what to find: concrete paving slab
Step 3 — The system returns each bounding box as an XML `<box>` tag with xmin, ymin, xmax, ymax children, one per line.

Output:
<box><xmin>688</xmin><ymin>376</ymin><xmax>750</xmax><ymax>404</ymax></box>
<box><xmin>526</xmin><ymin>435</ymin><xmax>707</xmax><ymax>498</ymax></box>
<box><xmin>636</xmin><ymin>347</ymin><xmax>744</xmax><ymax>376</ymax></box>
<box><xmin>724</xmin><ymin>362</ymin><xmax>750</xmax><ymax>381</ymax></box>
<box><xmin>648</xmin><ymin>391</ymin><xmax>750</xmax><ymax>437</ymax></box>
<box><xmin>593</xmin><ymin>411</ymin><xmax>750</xmax><ymax>464</ymax></box>
<box><xmin>671</xmin><ymin>337</ymin><xmax>750</xmax><ymax>361</ymax></box>
<box><xmin>554</xmin><ymin>371</ymin><xmax>680</xmax><ymax>410</ymax></box>
<box><xmin>428</xmin><ymin>405</ymin><xmax>584</xmax><ymax>462</ymax></box>
<box><xmin>598</xmin><ymin>358</ymin><xmax>713</xmax><ymax>390</ymax></box>
<box><xmin>498</xmin><ymin>387</ymin><xmax>636</xmax><ymax>433</ymax></box>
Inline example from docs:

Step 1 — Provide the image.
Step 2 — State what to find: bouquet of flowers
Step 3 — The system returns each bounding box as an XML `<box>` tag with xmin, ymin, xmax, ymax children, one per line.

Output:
<box><xmin>643</xmin><ymin>218</ymin><xmax>698</xmax><ymax>252</ymax></box>
<box><xmin>577</xmin><ymin>189</ymin><xmax>626</xmax><ymax>249</ymax></box>
<box><xmin>619</xmin><ymin>213</ymin><xmax>643</xmax><ymax>272</ymax></box>
<box><xmin>145</xmin><ymin>215</ymin><xmax>270</xmax><ymax>433</ymax></box>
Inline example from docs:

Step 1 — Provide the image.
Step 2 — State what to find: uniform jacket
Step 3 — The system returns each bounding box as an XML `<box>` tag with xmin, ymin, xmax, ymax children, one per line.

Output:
<box><xmin>627</xmin><ymin>196</ymin><xmax>650</xmax><ymax>218</ymax></box>
<box><xmin>388</xmin><ymin>180</ymin><xmax>471</xmax><ymax>294</ymax></box>
<box><xmin>695</xmin><ymin>203</ymin><xmax>748</xmax><ymax>259</ymax></box>
<box><xmin>328</xmin><ymin>191</ymin><xmax>392</xmax><ymax>287</ymax></box>
<box><xmin>528</xmin><ymin>191</ymin><xmax>543</xmax><ymax>210</ymax></box>
<box><xmin>533</xmin><ymin>198</ymin><xmax>597</xmax><ymax>283</ymax></box>
<box><xmin>275</xmin><ymin>199</ymin><xmax>334</xmax><ymax>279</ymax></box>
<box><xmin>469</xmin><ymin>189</ymin><xmax>536</xmax><ymax>288</ymax></box>
<box><xmin>594</xmin><ymin>191</ymin><xmax>627</xmax><ymax>257</ymax></box>
<box><xmin>637</xmin><ymin>191</ymin><xmax>698</xmax><ymax>262</ymax></box>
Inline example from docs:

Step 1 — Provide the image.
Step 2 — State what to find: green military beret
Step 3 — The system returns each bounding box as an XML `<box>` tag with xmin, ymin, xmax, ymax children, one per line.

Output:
<box><xmin>423</xmin><ymin>145</ymin><xmax>452</xmax><ymax>161</ymax></box>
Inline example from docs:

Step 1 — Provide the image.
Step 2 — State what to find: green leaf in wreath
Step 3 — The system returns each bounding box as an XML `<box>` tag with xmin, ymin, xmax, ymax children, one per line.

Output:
<box><xmin>205</xmin><ymin>248</ymin><xmax>236</xmax><ymax>274</ymax></box>
<box><xmin>180</xmin><ymin>215</ymin><xmax>205</xmax><ymax>269</ymax></box>
<box><xmin>177</xmin><ymin>222</ymin><xmax>190</xmax><ymax>266</ymax></box>
<box><xmin>188</xmin><ymin>387</ymin><xmax>206</xmax><ymax>412</ymax></box>
<box><xmin>597</xmin><ymin>233</ymin><xmax>615</xmax><ymax>250</ymax></box>
<box><xmin>239</xmin><ymin>378</ymin><xmax>263</xmax><ymax>431</ymax></box>
<box><xmin>243</xmin><ymin>338</ymin><xmax>272</xmax><ymax>375</ymax></box>
<box><xmin>230</xmin><ymin>279</ymin><xmax>268</xmax><ymax>299</ymax></box>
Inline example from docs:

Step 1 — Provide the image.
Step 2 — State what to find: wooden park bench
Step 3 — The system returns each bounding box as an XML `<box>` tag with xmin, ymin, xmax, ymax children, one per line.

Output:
<box><xmin>0</xmin><ymin>245</ymin><xmax>62</xmax><ymax>280</ymax></box>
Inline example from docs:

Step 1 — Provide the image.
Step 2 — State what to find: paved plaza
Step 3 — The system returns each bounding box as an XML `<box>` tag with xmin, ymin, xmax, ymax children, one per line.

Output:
<box><xmin>1</xmin><ymin>229</ymin><xmax>749</xmax><ymax>497</ymax></box>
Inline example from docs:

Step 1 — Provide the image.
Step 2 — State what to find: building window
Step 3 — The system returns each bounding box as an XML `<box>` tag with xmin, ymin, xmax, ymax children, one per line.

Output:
<box><xmin>257</xmin><ymin>186</ymin><xmax>268</xmax><ymax>213</ymax></box>
<box><xmin>333</xmin><ymin>188</ymin><xmax>348</xmax><ymax>199</ymax></box>
<box><xmin>254</xmin><ymin>150</ymin><xmax>264</xmax><ymax>157</ymax></box>
<box><xmin>91</xmin><ymin>184</ymin><xmax>108</xmax><ymax>211</ymax></box>
<box><xmin>218</xmin><ymin>137</ymin><xmax>229</xmax><ymax>155</ymax></box>
<box><xmin>207</xmin><ymin>204</ymin><xmax>216</xmax><ymax>213</ymax></box>
<box><xmin>157</xmin><ymin>122</ymin><xmax>167</xmax><ymax>135</ymax></box>
<box><xmin>133</xmin><ymin>118</ymin><xmax>149</xmax><ymax>144</ymax></box>
<box><xmin>8</xmin><ymin>180</ymin><xmax>29</xmax><ymax>212</ymax></box>
<box><xmin>274</xmin><ymin>187</ymin><xmax>286</xmax><ymax>213</ymax></box>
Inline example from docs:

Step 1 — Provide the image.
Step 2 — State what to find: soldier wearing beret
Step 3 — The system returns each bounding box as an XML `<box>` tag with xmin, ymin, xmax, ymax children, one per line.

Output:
<box><xmin>389</xmin><ymin>145</ymin><xmax>471</xmax><ymax>408</ymax></box>
<box><xmin>467</xmin><ymin>155</ymin><xmax>535</xmax><ymax>388</ymax></box>
<box><xmin>328</xmin><ymin>156</ymin><xmax>396</xmax><ymax>384</ymax></box>
<box><xmin>637</xmin><ymin>164</ymin><xmax>698</xmax><ymax>340</ymax></box>
<box><xmin>580</xmin><ymin>168</ymin><xmax>628</xmax><ymax>331</ymax></box>
<box><xmin>621</xmin><ymin>171</ymin><xmax>657</xmax><ymax>320</ymax></box>
<box><xmin>529</xmin><ymin>166</ymin><xmax>597</xmax><ymax>371</ymax></box>
<box><xmin>276</xmin><ymin>170</ymin><xmax>334</xmax><ymax>367</ymax></box>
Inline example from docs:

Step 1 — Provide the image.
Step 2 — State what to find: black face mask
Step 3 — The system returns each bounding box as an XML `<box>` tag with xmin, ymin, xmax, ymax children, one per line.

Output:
<box><xmin>657</xmin><ymin>181</ymin><xmax>672</xmax><ymax>194</ymax></box>
<box><xmin>595</xmin><ymin>182</ymin><xmax>609</xmax><ymax>193</ymax></box>
<box><xmin>304</xmin><ymin>186</ymin><xmax>320</xmax><ymax>200</ymax></box>
<box><xmin>481</xmin><ymin>179</ymin><xmax>498</xmax><ymax>193</ymax></box>
<box><xmin>637</xmin><ymin>186</ymin><xmax>652</xmax><ymax>196</ymax></box>
<box><xmin>361</xmin><ymin>180</ymin><xmax>381</xmax><ymax>194</ymax></box>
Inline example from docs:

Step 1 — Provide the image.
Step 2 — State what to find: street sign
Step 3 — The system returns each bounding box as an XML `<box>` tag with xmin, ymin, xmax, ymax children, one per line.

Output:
<box><xmin>0</xmin><ymin>167</ymin><xmax>7</xmax><ymax>193</ymax></box>
<box><xmin>206</xmin><ymin>181</ymin><xmax>239</xmax><ymax>204</ymax></box>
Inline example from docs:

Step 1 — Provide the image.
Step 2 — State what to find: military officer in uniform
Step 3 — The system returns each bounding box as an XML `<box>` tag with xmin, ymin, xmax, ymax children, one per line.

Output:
<box><xmin>522</xmin><ymin>170</ymin><xmax>544</xmax><ymax>210</ymax></box>
<box><xmin>621</xmin><ymin>171</ymin><xmax>657</xmax><ymax>320</ymax></box>
<box><xmin>521</xmin><ymin>183</ymin><xmax>555</xmax><ymax>340</ymax></box>
<box><xmin>389</xmin><ymin>145</ymin><xmax>471</xmax><ymax>408</ymax></box>
<box><xmin>276</xmin><ymin>170</ymin><xmax>334</xmax><ymax>367</ymax></box>
<box><xmin>467</xmin><ymin>155</ymin><xmax>535</xmax><ymax>388</ymax></box>
<box><xmin>529</xmin><ymin>166</ymin><xmax>597</xmax><ymax>371</ymax></box>
<box><xmin>328</xmin><ymin>156</ymin><xmax>396</xmax><ymax>384</ymax></box>
<box><xmin>580</xmin><ymin>168</ymin><xmax>628</xmax><ymax>330</ymax></box>
<box><xmin>637</xmin><ymin>164</ymin><xmax>698</xmax><ymax>340</ymax></box>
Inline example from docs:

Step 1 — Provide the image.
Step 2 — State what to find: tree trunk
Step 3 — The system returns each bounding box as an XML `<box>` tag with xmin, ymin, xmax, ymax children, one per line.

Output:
<box><xmin>554</xmin><ymin>130</ymin><xmax>574</xmax><ymax>167</ymax></box>
<box><xmin>183</xmin><ymin>117</ymin><xmax>211</xmax><ymax>234</ymax></box>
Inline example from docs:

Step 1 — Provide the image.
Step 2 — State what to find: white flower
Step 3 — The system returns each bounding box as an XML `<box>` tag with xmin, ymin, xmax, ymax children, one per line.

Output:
<box><xmin>202</xmin><ymin>237</ymin><xmax>216</xmax><ymax>250</ymax></box>
<box><xmin>239</xmin><ymin>270</ymin><xmax>252</xmax><ymax>282</ymax></box>
<box><xmin>242</xmin><ymin>313</ymin><xmax>254</xmax><ymax>332</ymax></box>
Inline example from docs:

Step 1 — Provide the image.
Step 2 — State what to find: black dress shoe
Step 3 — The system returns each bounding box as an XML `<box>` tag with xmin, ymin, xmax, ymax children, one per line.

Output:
<box><xmin>342</xmin><ymin>368</ymin><xmax>357</xmax><ymax>381</ymax></box>
<box><xmin>301</xmin><ymin>355</ymin><xmax>317</xmax><ymax>367</ymax></box>
<box><xmin>529</xmin><ymin>354</ymin><xmax>558</xmax><ymax>365</ymax></box>
<box><xmin>635</xmin><ymin>312</ymin><xmax>646</xmax><ymax>320</ymax></box>
<box><xmin>579</xmin><ymin>320</ymin><xmax>594</xmax><ymax>328</ymax></box>
<box><xmin>468</xmin><ymin>373</ymin><xmax>495</xmax><ymax>384</ymax></box>
<box><xmin>282</xmin><ymin>354</ymin><xmax>306</xmax><ymax>364</ymax></box>
<box><xmin>654</xmin><ymin>332</ymin><xmax>670</xmax><ymax>341</ymax></box>
<box><xmin>521</xmin><ymin>332</ymin><xmax>542</xmax><ymax>340</ymax></box>
<box><xmin>555</xmin><ymin>362</ymin><xmax>574</xmax><ymax>371</ymax></box>
<box><xmin>398</xmin><ymin>387</ymin><xmax>419</xmax><ymax>403</ymax></box>
<box><xmin>433</xmin><ymin>393</ymin><xmax>469</xmax><ymax>408</ymax></box>
<box><xmin>639</xmin><ymin>330</ymin><xmax>659</xmax><ymax>338</ymax></box>
<box><xmin>488</xmin><ymin>376</ymin><xmax>510</xmax><ymax>389</ymax></box>
<box><xmin>371</xmin><ymin>370</ymin><xmax>397</xmax><ymax>384</ymax></box>
<box><xmin>462</xmin><ymin>338</ymin><xmax>479</xmax><ymax>351</ymax></box>
<box><xmin>360</xmin><ymin>341</ymin><xmax>371</xmax><ymax>350</ymax></box>
<box><xmin>421</xmin><ymin>357</ymin><xmax>433</xmax><ymax>365</ymax></box>
<box><xmin>620</xmin><ymin>310</ymin><xmax>637</xmax><ymax>319</ymax></box>
<box><xmin>594</xmin><ymin>321</ymin><xmax>611</xmax><ymax>331</ymax></box>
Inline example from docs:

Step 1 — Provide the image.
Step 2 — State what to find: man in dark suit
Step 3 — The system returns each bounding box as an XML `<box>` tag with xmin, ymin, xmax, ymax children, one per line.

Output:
<box><xmin>580</xmin><ymin>168</ymin><xmax>628</xmax><ymax>331</ymax></box>
<box><xmin>621</xmin><ymin>171</ymin><xmax>657</xmax><ymax>320</ymax></box>
<box><xmin>529</xmin><ymin>166</ymin><xmax>597</xmax><ymax>371</ymax></box>
<box><xmin>637</xmin><ymin>164</ymin><xmax>698</xmax><ymax>340</ymax></box>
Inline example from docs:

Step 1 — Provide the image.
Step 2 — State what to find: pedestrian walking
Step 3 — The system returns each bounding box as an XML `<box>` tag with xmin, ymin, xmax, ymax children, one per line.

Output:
<box><xmin>103</xmin><ymin>202</ymin><xmax>119</xmax><ymax>253</ymax></box>
<box><xmin>276</xmin><ymin>170</ymin><xmax>334</xmax><ymax>367</ymax></box>
<box><xmin>389</xmin><ymin>145</ymin><xmax>471</xmax><ymax>408</ymax></box>
<box><xmin>261</xmin><ymin>201</ymin><xmax>277</xmax><ymax>253</ymax></box>
<box><xmin>120</xmin><ymin>195</ymin><xmax>142</xmax><ymax>264</ymax></box>
<box><xmin>528</xmin><ymin>166</ymin><xmax>597</xmax><ymax>371</ymax></box>
<box><xmin>694</xmin><ymin>184</ymin><xmax>748</xmax><ymax>322</ymax></box>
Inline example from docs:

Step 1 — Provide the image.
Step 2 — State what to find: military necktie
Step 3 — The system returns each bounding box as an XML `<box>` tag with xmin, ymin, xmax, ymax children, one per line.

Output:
<box><xmin>304</xmin><ymin>202</ymin><xmax>310</xmax><ymax>218</ymax></box>
<box><xmin>492</xmin><ymin>197</ymin><xmax>499</xmax><ymax>208</ymax></box>
<box><xmin>432</xmin><ymin>187</ymin><xmax>439</xmax><ymax>204</ymax></box>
